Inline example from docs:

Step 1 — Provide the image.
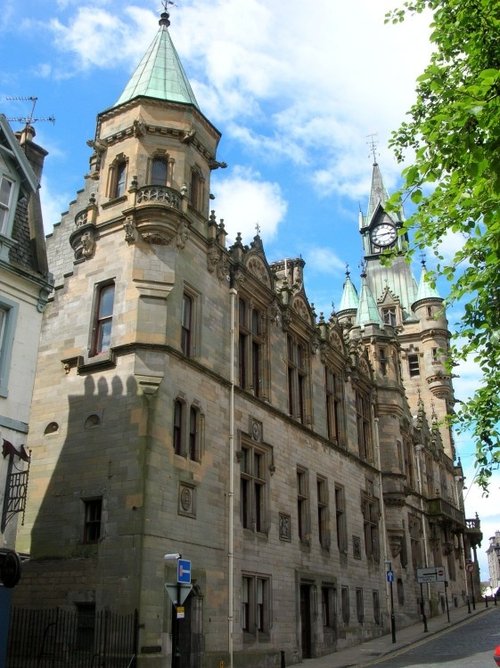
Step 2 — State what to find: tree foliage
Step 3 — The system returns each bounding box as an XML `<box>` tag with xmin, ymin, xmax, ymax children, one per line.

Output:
<box><xmin>385</xmin><ymin>0</ymin><xmax>500</xmax><ymax>489</ymax></box>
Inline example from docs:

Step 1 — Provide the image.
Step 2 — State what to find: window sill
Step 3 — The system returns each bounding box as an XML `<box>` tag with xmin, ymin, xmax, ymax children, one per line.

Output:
<box><xmin>101</xmin><ymin>195</ymin><xmax>128</xmax><ymax>209</ymax></box>
<box><xmin>78</xmin><ymin>350</ymin><xmax>116</xmax><ymax>372</ymax></box>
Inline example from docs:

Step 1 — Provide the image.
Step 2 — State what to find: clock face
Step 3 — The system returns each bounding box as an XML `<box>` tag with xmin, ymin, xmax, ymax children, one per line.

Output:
<box><xmin>371</xmin><ymin>223</ymin><xmax>397</xmax><ymax>247</ymax></box>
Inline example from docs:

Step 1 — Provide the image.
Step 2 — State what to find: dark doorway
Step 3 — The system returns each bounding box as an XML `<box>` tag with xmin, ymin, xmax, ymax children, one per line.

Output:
<box><xmin>300</xmin><ymin>583</ymin><xmax>312</xmax><ymax>659</ymax></box>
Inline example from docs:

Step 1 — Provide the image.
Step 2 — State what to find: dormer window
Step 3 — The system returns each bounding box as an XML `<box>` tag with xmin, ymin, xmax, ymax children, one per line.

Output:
<box><xmin>0</xmin><ymin>176</ymin><xmax>14</xmax><ymax>235</ymax></box>
<box><xmin>381</xmin><ymin>306</ymin><xmax>397</xmax><ymax>327</ymax></box>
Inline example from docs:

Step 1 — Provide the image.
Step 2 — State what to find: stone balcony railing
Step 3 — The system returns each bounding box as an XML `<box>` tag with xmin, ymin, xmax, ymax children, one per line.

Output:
<box><xmin>427</xmin><ymin>497</ymin><xmax>465</xmax><ymax>527</ymax></box>
<box><xmin>134</xmin><ymin>185</ymin><xmax>182</xmax><ymax>210</ymax></box>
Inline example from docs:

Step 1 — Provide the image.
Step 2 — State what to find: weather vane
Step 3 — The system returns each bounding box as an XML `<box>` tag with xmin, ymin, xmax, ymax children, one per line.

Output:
<box><xmin>366</xmin><ymin>133</ymin><xmax>379</xmax><ymax>164</ymax></box>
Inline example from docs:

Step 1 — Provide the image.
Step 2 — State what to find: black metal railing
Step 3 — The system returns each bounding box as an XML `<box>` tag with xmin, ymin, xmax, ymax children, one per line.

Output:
<box><xmin>7</xmin><ymin>607</ymin><xmax>138</xmax><ymax>667</ymax></box>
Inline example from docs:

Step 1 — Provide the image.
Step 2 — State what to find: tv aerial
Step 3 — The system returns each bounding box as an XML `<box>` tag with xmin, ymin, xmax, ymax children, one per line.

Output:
<box><xmin>5</xmin><ymin>96</ymin><xmax>55</xmax><ymax>127</ymax></box>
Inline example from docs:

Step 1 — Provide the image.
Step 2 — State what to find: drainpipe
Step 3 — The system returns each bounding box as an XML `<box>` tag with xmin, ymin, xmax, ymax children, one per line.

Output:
<box><xmin>228</xmin><ymin>286</ymin><xmax>237</xmax><ymax>668</ymax></box>
<box><xmin>372</xmin><ymin>409</ymin><xmax>390</xmax><ymax>626</ymax></box>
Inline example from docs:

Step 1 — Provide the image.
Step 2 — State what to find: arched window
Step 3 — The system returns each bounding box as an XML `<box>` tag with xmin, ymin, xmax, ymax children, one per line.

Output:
<box><xmin>108</xmin><ymin>156</ymin><xmax>128</xmax><ymax>198</ymax></box>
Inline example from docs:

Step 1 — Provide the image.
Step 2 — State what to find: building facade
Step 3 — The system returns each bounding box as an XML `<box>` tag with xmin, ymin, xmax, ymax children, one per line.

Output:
<box><xmin>13</xmin><ymin>11</ymin><xmax>481</xmax><ymax>668</ymax></box>
<box><xmin>0</xmin><ymin>115</ymin><xmax>52</xmax><ymax>660</ymax></box>
<box><xmin>487</xmin><ymin>531</ymin><xmax>500</xmax><ymax>590</ymax></box>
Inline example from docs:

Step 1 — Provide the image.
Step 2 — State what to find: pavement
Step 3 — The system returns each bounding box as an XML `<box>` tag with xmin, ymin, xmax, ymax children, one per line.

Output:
<box><xmin>301</xmin><ymin>600</ymin><xmax>495</xmax><ymax>667</ymax></box>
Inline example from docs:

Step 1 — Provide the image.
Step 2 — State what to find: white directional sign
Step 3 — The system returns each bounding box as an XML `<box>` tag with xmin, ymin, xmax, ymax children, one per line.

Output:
<box><xmin>416</xmin><ymin>566</ymin><xmax>446</xmax><ymax>583</ymax></box>
<box><xmin>165</xmin><ymin>583</ymin><xmax>192</xmax><ymax>605</ymax></box>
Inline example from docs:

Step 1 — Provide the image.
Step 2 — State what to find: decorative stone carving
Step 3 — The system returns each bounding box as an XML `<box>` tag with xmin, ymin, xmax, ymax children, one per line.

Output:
<box><xmin>69</xmin><ymin>223</ymin><xmax>97</xmax><ymax>262</ymax></box>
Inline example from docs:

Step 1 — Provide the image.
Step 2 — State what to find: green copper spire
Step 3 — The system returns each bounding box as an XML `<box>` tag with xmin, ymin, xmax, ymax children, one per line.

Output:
<box><xmin>337</xmin><ymin>267</ymin><xmax>359</xmax><ymax>313</ymax></box>
<box><xmin>414</xmin><ymin>263</ymin><xmax>442</xmax><ymax>303</ymax></box>
<box><xmin>356</xmin><ymin>271</ymin><xmax>383</xmax><ymax>327</ymax></box>
<box><xmin>114</xmin><ymin>11</ymin><xmax>200</xmax><ymax>109</ymax></box>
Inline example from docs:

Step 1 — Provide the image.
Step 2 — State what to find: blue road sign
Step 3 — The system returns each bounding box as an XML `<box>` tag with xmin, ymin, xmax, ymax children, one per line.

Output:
<box><xmin>177</xmin><ymin>559</ymin><xmax>192</xmax><ymax>584</ymax></box>
<box><xmin>387</xmin><ymin>570</ymin><xmax>394</xmax><ymax>583</ymax></box>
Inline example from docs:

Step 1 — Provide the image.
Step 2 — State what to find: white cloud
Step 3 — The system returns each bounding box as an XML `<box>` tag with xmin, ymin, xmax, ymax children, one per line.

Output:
<box><xmin>305</xmin><ymin>247</ymin><xmax>345</xmax><ymax>276</ymax></box>
<box><xmin>212</xmin><ymin>166</ymin><xmax>288</xmax><ymax>244</ymax></box>
<box><xmin>40</xmin><ymin>177</ymin><xmax>72</xmax><ymax>233</ymax></box>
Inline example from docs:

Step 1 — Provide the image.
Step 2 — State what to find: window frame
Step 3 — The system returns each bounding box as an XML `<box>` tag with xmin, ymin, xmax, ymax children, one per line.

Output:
<box><xmin>341</xmin><ymin>586</ymin><xmax>350</xmax><ymax>624</ymax></box>
<box><xmin>321</xmin><ymin>585</ymin><xmax>337</xmax><ymax>629</ymax></box>
<box><xmin>356</xmin><ymin>588</ymin><xmax>364</xmax><ymax>624</ymax></box>
<box><xmin>381</xmin><ymin>306</ymin><xmax>397</xmax><ymax>327</ymax></box>
<box><xmin>107</xmin><ymin>155</ymin><xmax>128</xmax><ymax>199</ymax></box>
<box><xmin>335</xmin><ymin>484</ymin><xmax>348</xmax><ymax>554</ymax></box>
<box><xmin>82</xmin><ymin>497</ymin><xmax>102</xmax><ymax>544</ymax></box>
<box><xmin>241</xmin><ymin>572</ymin><xmax>271</xmax><ymax>637</ymax></box>
<box><xmin>0</xmin><ymin>174</ymin><xmax>17</xmax><ymax>237</ymax></box>
<box><xmin>317</xmin><ymin>475</ymin><xmax>329</xmax><ymax>549</ymax></box>
<box><xmin>240</xmin><ymin>442</ymin><xmax>268</xmax><ymax>533</ymax></box>
<box><xmin>238</xmin><ymin>297</ymin><xmax>266</xmax><ymax>397</ymax></box>
<box><xmin>355</xmin><ymin>387</ymin><xmax>373</xmax><ymax>462</ymax></box>
<box><xmin>325</xmin><ymin>365</ymin><xmax>345</xmax><ymax>445</ymax></box>
<box><xmin>90</xmin><ymin>281</ymin><xmax>115</xmax><ymax>357</ymax></box>
<box><xmin>287</xmin><ymin>333</ymin><xmax>309</xmax><ymax>423</ymax></box>
<box><xmin>297</xmin><ymin>467</ymin><xmax>310</xmax><ymax>543</ymax></box>
<box><xmin>408</xmin><ymin>353</ymin><xmax>420</xmax><ymax>377</ymax></box>
<box><xmin>0</xmin><ymin>297</ymin><xmax>18</xmax><ymax>398</ymax></box>
<box><xmin>362</xmin><ymin>492</ymin><xmax>380</xmax><ymax>562</ymax></box>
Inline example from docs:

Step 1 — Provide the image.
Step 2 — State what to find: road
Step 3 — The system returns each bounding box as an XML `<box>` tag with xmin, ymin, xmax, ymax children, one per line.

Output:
<box><xmin>373</xmin><ymin>607</ymin><xmax>500</xmax><ymax>667</ymax></box>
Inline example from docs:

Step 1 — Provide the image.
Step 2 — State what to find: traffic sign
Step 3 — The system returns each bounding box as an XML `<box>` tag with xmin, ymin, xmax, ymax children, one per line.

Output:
<box><xmin>165</xmin><ymin>583</ymin><xmax>192</xmax><ymax>605</ymax></box>
<box><xmin>416</xmin><ymin>566</ymin><xmax>446</xmax><ymax>583</ymax></box>
<box><xmin>177</xmin><ymin>559</ymin><xmax>192</xmax><ymax>584</ymax></box>
<box><xmin>387</xmin><ymin>570</ymin><xmax>394</xmax><ymax>583</ymax></box>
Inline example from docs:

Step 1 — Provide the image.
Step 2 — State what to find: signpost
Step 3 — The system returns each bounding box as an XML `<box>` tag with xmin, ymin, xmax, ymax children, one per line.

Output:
<box><xmin>164</xmin><ymin>555</ymin><xmax>193</xmax><ymax>668</ymax></box>
<box><xmin>385</xmin><ymin>561</ymin><xmax>396</xmax><ymax>643</ymax></box>
<box><xmin>416</xmin><ymin>566</ymin><xmax>450</xmax><ymax>627</ymax></box>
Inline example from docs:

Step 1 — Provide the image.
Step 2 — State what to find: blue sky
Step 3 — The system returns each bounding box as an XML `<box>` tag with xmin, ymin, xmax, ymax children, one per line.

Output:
<box><xmin>1</xmin><ymin>0</ymin><xmax>497</xmax><ymax>577</ymax></box>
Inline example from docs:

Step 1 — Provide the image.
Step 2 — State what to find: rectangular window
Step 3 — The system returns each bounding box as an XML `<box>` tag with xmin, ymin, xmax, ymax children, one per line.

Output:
<box><xmin>0</xmin><ymin>176</ymin><xmax>14</xmax><ymax>235</ymax></box>
<box><xmin>373</xmin><ymin>590</ymin><xmax>381</xmax><ymax>624</ymax></box>
<box><xmin>325</xmin><ymin>367</ymin><xmax>344</xmax><ymax>445</ymax></box>
<box><xmin>75</xmin><ymin>603</ymin><xmax>96</xmax><ymax>651</ymax></box>
<box><xmin>356</xmin><ymin>588</ymin><xmax>364</xmax><ymax>623</ymax></box>
<box><xmin>91</xmin><ymin>282</ymin><xmax>115</xmax><ymax>356</ymax></box>
<box><xmin>241</xmin><ymin>574</ymin><xmax>270</xmax><ymax>634</ymax></box>
<box><xmin>379</xmin><ymin>347</ymin><xmax>388</xmax><ymax>376</ymax></box>
<box><xmin>408</xmin><ymin>353</ymin><xmax>420</xmax><ymax>377</ymax></box>
<box><xmin>356</xmin><ymin>389</ymin><xmax>373</xmax><ymax>462</ymax></box>
<box><xmin>322</xmin><ymin>586</ymin><xmax>336</xmax><ymax>628</ymax></box>
<box><xmin>335</xmin><ymin>485</ymin><xmax>347</xmax><ymax>553</ymax></box>
<box><xmin>188</xmin><ymin>405</ymin><xmax>201</xmax><ymax>461</ymax></box>
<box><xmin>288</xmin><ymin>335</ymin><xmax>308</xmax><ymax>423</ymax></box>
<box><xmin>0</xmin><ymin>298</ymin><xmax>18</xmax><ymax>398</ymax></box>
<box><xmin>382</xmin><ymin>306</ymin><xmax>397</xmax><ymax>327</ymax></box>
<box><xmin>181</xmin><ymin>293</ymin><xmax>193</xmax><ymax>356</ymax></box>
<box><xmin>83</xmin><ymin>498</ymin><xmax>102</xmax><ymax>544</ymax></box>
<box><xmin>362</xmin><ymin>494</ymin><xmax>380</xmax><ymax>561</ymax></box>
<box><xmin>341</xmin><ymin>586</ymin><xmax>350</xmax><ymax>624</ymax></box>
<box><xmin>240</xmin><ymin>444</ymin><xmax>267</xmax><ymax>532</ymax></box>
<box><xmin>317</xmin><ymin>476</ymin><xmax>329</xmax><ymax>549</ymax></box>
<box><xmin>238</xmin><ymin>298</ymin><xmax>264</xmax><ymax>396</ymax></box>
<box><xmin>173</xmin><ymin>400</ymin><xmax>184</xmax><ymax>455</ymax></box>
<box><xmin>297</xmin><ymin>467</ymin><xmax>309</xmax><ymax>543</ymax></box>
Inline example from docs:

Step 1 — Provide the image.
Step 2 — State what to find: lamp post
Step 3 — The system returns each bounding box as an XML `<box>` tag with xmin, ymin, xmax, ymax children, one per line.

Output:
<box><xmin>165</xmin><ymin>553</ymin><xmax>182</xmax><ymax>668</ymax></box>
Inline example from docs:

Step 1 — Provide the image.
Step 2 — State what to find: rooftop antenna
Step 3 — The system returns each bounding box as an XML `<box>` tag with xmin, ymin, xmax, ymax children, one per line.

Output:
<box><xmin>5</xmin><ymin>96</ymin><xmax>55</xmax><ymax>127</ymax></box>
<box><xmin>366</xmin><ymin>133</ymin><xmax>379</xmax><ymax>164</ymax></box>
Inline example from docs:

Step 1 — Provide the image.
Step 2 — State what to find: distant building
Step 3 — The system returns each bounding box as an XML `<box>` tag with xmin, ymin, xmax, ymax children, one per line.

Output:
<box><xmin>487</xmin><ymin>531</ymin><xmax>500</xmax><ymax>590</ymax></box>
<box><xmin>12</xmin><ymin>10</ymin><xmax>481</xmax><ymax>668</ymax></box>
<box><xmin>0</xmin><ymin>115</ymin><xmax>52</xmax><ymax>657</ymax></box>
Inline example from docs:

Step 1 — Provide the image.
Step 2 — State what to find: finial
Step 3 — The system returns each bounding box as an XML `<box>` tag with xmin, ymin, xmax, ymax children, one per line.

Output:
<box><xmin>160</xmin><ymin>1</ymin><xmax>174</xmax><ymax>27</ymax></box>
<box><xmin>255</xmin><ymin>223</ymin><xmax>261</xmax><ymax>236</ymax></box>
<box><xmin>345</xmin><ymin>263</ymin><xmax>350</xmax><ymax>277</ymax></box>
<box><xmin>420</xmin><ymin>253</ymin><xmax>427</xmax><ymax>269</ymax></box>
<box><xmin>366</xmin><ymin>133</ymin><xmax>378</xmax><ymax>165</ymax></box>
<box><xmin>359</xmin><ymin>258</ymin><xmax>367</xmax><ymax>278</ymax></box>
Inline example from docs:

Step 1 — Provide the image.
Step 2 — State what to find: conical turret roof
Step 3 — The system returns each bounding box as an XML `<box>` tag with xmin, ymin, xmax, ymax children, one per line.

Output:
<box><xmin>356</xmin><ymin>272</ymin><xmax>383</xmax><ymax>327</ymax></box>
<box><xmin>113</xmin><ymin>11</ymin><xmax>200</xmax><ymax>109</ymax></box>
<box><xmin>414</xmin><ymin>265</ymin><xmax>442</xmax><ymax>303</ymax></box>
<box><xmin>338</xmin><ymin>269</ymin><xmax>359</xmax><ymax>313</ymax></box>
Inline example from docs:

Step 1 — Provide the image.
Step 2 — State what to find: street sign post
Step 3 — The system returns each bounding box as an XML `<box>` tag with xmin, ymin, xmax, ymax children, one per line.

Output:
<box><xmin>416</xmin><ymin>566</ymin><xmax>446</xmax><ymax>584</ymax></box>
<box><xmin>177</xmin><ymin>559</ymin><xmax>192</xmax><ymax>584</ymax></box>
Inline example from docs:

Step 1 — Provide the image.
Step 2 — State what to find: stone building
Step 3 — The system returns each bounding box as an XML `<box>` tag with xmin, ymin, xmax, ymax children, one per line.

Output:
<box><xmin>0</xmin><ymin>114</ymin><xmax>52</xmax><ymax>659</ymax></box>
<box><xmin>13</xmin><ymin>10</ymin><xmax>481</xmax><ymax>668</ymax></box>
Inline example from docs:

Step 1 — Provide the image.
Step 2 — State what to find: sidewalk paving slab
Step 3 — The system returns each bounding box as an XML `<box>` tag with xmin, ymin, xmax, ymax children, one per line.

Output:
<box><xmin>301</xmin><ymin>603</ymin><xmax>495</xmax><ymax>668</ymax></box>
